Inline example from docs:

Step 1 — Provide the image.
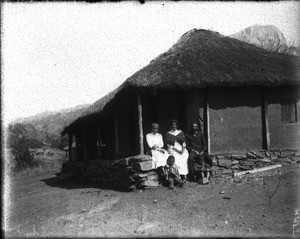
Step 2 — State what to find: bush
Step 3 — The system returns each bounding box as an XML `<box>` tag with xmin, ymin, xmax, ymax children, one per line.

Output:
<box><xmin>8</xmin><ymin>123</ymin><xmax>42</xmax><ymax>172</ymax></box>
<box><xmin>10</xmin><ymin>138</ymin><xmax>41</xmax><ymax>172</ymax></box>
<box><xmin>7</xmin><ymin>122</ymin><xmax>69</xmax><ymax>173</ymax></box>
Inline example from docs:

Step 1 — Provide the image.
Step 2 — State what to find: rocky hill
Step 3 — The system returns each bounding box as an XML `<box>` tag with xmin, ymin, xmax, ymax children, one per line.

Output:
<box><xmin>7</xmin><ymin>104</ymin><xmax>89</xmax><ymax>151</ymax></box>
<box><xmin>12</xmin><ymin>104</ymin><xmax>89</xmax><ymax>137</ymax></box>
<box><xmin>229</xmin><ymin>25</ymin><xmax>290</xmax><ymax>53</ymax></box>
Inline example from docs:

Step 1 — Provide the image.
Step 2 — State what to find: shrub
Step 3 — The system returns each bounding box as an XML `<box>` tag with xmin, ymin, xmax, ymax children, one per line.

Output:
<box><xmin>8</xmin><ymin>123</ymin><xmax>42</xmax><ymax>172</ymax></box>
<box><xmin>7</xmin><ymin>122</ymin><xmax>68</xmax><ymax>173</ymax></box>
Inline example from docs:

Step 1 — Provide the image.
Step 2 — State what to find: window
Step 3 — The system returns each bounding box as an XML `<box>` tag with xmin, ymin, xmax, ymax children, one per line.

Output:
<box><xmin>281</xmin><ymin>99</ymin><xmax>298</xmax><ymax>123</ymax></box>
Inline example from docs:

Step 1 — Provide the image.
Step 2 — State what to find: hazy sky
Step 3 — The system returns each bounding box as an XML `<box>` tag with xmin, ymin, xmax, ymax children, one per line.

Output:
<box><xmin>2</xmin><ymin>1</ymin><xmax>300</xmax><ymax>125</ymax></box>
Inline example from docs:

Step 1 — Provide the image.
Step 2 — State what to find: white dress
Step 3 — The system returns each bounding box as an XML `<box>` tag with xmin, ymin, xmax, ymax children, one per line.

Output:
<box><xmin>166</xmin><ymin>130</ymin><xmax>189</xmax><ymax>176</ymax></box>
<box><xmin>146</xmin><ymin>133</ymin><xmax>169</xmax><ymax>168</ymax></box>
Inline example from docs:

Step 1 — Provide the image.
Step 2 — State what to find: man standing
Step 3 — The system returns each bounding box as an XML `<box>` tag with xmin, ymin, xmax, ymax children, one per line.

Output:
<box><xmin>186</xmin><ymin>122</ymin><xmax>212</xmax><ymax>182</ymax></box>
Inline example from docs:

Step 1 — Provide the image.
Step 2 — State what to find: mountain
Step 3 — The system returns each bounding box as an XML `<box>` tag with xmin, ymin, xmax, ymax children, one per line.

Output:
<box><xmin>7</xmin><ymin>104</ymin><xmax>90</xmax><ymax>149</ymax></box>
<box><xmin>15</xmin><ymin>104</ymin><xmax>89</xmax><ymax>136</ymax></box>
<box><xmin>229</xmin><ymin>25</ymin><xmax>290</xmax><ymax>53</ymax></box>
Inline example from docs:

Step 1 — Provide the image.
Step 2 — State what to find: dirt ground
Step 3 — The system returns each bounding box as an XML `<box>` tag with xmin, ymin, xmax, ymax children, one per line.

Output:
<box><xmin>4</xmin><ymin>163</ymin><xmax>300</xmax><ymax>238</ymax></box>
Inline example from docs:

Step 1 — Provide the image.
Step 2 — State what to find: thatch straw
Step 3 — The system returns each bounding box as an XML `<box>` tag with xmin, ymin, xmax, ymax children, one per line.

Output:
<box><xmin>124</xmin><ymin>29</ymin><xmax>299</xmax><ymax>90</ymax></box>
<box><xmin>62</xmin><ymin>29</ymin><xmax>300</xmax><ymax>135</ymax></box>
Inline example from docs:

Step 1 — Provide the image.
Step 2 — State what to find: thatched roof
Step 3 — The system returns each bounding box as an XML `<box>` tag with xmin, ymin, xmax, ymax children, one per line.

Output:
<box><xmin>62</xmin><ymin>29</ymin><xmax>300</xmax><ymax>134</ymax></box>
<box><xmin>61</xmin><ymin>85</ymin><xmax>124</xmax><ymax>134</ymax></box>
<box><xmin>78</xmin><ymin>86</ymin><xmax>123</xmax><ymax>119</ymax></box>
<box><xmin>124</xmin><ymin>28</ymin><xmax>299</xmax><ymax>89</ymax></box>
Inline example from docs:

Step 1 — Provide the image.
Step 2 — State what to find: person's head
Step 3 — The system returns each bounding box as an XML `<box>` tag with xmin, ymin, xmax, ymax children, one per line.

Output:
<box><xmin>167</xmin><ymin>155</ymin><xmax>175</xmax><ymax>166</ymax></box>
<box><xmin>170</xmin><ymin>119</ymin><xmax>179</xmax><ymax>131</ymax></box>
<box><xmin>191</xmin><ymin>122</ymin><xmax>199</xmax><ymax>133</ymax></box>
<box><xmin>151</xmin><ymin>123</ymin><xmax>159</xmax><ymax>134</ymax></box>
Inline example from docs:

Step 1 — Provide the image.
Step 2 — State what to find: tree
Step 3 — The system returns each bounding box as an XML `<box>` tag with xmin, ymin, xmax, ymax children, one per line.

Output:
<box><xmin>8</xmin><ymin>123</ymin><xmax>42</xmax><ymax>171</ymax></box>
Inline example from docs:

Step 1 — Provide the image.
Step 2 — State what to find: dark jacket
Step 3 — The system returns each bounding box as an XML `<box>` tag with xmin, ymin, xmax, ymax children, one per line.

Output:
<box><xmin>185</xmin><ymin>131</ymin><xmax>207</xmax><ymax>153</ymax></box>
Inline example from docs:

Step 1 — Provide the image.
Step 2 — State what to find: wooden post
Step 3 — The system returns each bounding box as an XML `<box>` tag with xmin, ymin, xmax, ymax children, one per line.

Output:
<box><xmin>114</xmin><ymin>115</ymin><xmax>119</xmax><ymax>159</ymax></box>
<box><xmin>204</xmin><ymin>93</ymin><xmax>211</xmax><ymax>154</ymax></box>
<box><xmin>137</xmin><ymin>93</ymin><xmax>144</xmax><ymax>155</ymax></box>
<box><xmin>197</xmin><ymin>90</ymin><xmax>205</xmax><ymax>133</ymax></box>
<box><xmin>97</xmin><ymin>122</ymin><xmax>101</xmax><ymax>160</ymax></box>
<box><xmin>83</xmin><ymin>126</ymin><xmax>88</xmax><ymax>161</ymax></box>
<box><xmin>262</xmin><ymin>91</ymin><xmax>270</xmax><ymax>151</ymax></box>
<box><xmin>74</xmin><ymin>133</ymin><xmax>78</xmax><ymax>162</ymax></box>
<box><xmin>68</xmin><ymin>132</ymin><xmax>72</xmax><ymax>161</ymax></box>
<box><xmin>198</xmin><ymin>108</ymin><xmax>204</xmax><ymax>133</ymax></box>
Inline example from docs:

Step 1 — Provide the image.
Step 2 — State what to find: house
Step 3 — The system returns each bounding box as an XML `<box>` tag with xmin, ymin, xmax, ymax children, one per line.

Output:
<box><xmin>62</xmin><ymin>29</ymin><xmax>300</xmax><ymax>162</ymax></box>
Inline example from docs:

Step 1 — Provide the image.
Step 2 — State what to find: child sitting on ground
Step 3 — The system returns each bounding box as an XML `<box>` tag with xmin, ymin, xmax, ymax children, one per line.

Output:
<box><xmin>193</xmin><ymin>154</ymin><xmax>212</xmax><ymax>185</ymax></box>
<box><xmin>162</xmin><ymin>155</ymin><xmax>184</xmax><ymax>189</ymax></box>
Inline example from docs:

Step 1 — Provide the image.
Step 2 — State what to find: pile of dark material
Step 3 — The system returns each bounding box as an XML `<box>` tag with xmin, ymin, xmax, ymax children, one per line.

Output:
<box><xmin>61</xmin><ymin>154</ymin><xmax>160</xmax><ymax>191</ymax></box>
<box><xmin>211</xmin><ymin>149</ymin><xmax>299</xmax><ymax>177</ymax></box>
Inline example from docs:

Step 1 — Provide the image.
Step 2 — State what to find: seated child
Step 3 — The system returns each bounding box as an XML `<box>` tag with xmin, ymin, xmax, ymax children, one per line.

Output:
<box><xmin>193</xmin><ymin>154</ymin><xmax>212</xmax><ymax>184</ymax></box>
<box><xmin>162</xmin><ymin>155</ymin><xmax>184</xmax><ymax>189</ymax></box>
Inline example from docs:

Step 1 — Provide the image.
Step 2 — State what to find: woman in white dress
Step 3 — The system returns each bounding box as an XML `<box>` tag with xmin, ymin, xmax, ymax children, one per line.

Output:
<box><xmin>146</xmin><ymin>123</ymin><xmax>169</xmax><ymax>169</ymax></box>
<box><xmin>164</xmin><ymin>119</ymin><xmax>189</xmax><ymax>180</ymax></box>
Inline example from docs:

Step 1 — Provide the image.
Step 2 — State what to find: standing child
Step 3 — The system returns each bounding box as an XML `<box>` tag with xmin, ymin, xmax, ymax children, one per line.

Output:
<box><xmin>162</xmin><ymin>155</ymin><xmax>184</xmax><ymax>189</ymax></box>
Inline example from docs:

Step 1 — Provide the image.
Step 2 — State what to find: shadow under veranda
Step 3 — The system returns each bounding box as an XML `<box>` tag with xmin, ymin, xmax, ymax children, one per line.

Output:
<box><xmin>41</xmin><ymin>173</ymin><xmax>136</xmax><ymax>192</ymax></box>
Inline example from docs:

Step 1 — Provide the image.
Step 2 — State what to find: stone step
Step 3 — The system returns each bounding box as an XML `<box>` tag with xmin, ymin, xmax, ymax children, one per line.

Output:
<box><xmin>142</xmin><ymin>180</ymin><xmax>160</xmax><ymax>187</ymax></box>
<box><xmin>134</xmin><ymin>161</ymin><xmax>154</xmax><ymax>171</ymax></box>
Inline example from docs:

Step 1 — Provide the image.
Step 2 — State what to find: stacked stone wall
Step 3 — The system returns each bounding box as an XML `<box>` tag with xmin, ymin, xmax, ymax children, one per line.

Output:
<box><xmin>211</xmin><ymin>149</ymin><xmax>300</xmax><ymax>177</ymax></box>
<box><xmin>61</xmin><ymin>149</ymin><xmax>300</xmax><ymax>190</ymax></box>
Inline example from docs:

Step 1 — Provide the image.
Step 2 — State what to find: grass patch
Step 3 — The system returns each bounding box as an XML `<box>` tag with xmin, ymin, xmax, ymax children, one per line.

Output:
<box><xmin>11</xmin><ymin>149</ymin><xmax>68</xmax><ymax>178</ymax></box>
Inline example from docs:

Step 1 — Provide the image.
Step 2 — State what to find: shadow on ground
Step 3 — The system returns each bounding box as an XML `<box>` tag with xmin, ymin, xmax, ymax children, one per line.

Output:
<box><xmin>41</xmin><ymin>174</ymin><xmax>134</xmax><ymax>192</ymax></box>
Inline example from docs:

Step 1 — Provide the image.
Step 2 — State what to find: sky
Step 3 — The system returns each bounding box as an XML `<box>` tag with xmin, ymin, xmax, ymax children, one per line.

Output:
<box><xmin>2</xmin><ymin>1</ymin><xmax>300</xmax><ymax>125</ymax></box>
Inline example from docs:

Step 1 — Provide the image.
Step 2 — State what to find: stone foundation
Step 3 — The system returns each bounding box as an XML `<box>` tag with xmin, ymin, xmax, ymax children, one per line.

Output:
<box><xmin>211</xmin><ymin>149</ymin><xmax>300</xmax><ymax>177</ymax></box>
<box><xmin>61</xmin><ymin>149</ymin><xmax>300</xmax><ymax>190</ymax></box>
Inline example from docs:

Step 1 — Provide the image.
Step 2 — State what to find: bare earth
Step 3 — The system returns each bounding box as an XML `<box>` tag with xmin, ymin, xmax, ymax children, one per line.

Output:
<box><xmin>5</xmin><ymin>163</ymin><xmax>300</xmax><ymax>237</ymax></box>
